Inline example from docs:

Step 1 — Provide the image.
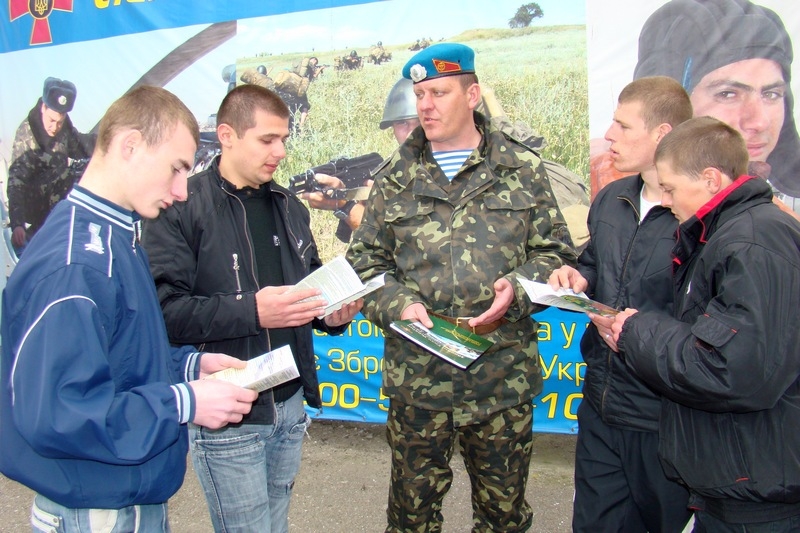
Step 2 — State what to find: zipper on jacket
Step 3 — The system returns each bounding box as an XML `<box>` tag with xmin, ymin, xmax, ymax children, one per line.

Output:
<box><xmin>232</xmin><ymin>253</ymin><xmax>243</xmax><ymax>293</ymax></box>
<box><xmin>274</xmin><ymin>188</ymin><xmax>314</xmax><ymax>264</ymax></box>
<box><xmin>220</xmin><ymin>183</ymin><xmax>260</xmax><ymax>289</ymax></box>
<box><xmin>601</xmin><ymin>194</ymin><xmax>641</xmax><ymax>415</ymax></box>
<box><xmin>612</xmin><ymin>195</ymin><xmax>641</xmax><ymax>309</ymax></box>
<box><xmin>132</xmin><ymin>220</ymin><xmax>141</xmax><ymax>253</ymax></box>
<box><xmin>220</xmin><ymin>182</ymin><xmax>271</xmax><ymax>351</ymax></box>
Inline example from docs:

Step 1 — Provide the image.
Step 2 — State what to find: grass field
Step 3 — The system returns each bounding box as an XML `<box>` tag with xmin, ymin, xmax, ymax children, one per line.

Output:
<box><xmin>237</xmin><ymin>25</ymin><xmax>588</xmax><ymax>261</ymax></box>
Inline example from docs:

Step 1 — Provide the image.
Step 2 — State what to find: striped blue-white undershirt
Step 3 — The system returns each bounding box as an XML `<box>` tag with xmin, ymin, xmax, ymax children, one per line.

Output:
<box><xmin>432</xmin><ymin>150</ymin><xmax>472</xmax><ymax>181</ymax></box>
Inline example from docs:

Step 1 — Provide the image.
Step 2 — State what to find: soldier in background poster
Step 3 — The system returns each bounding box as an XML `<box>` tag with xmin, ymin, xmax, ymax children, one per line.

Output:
<box><xmin>590</xmin><ymin>0</ymin><xmax>800</xmax><ymax>217</ymax></box>
<box><xmin>7</xmin><ymin>77</ymin><xmax>95</xmax><ymax>255</ymax></box>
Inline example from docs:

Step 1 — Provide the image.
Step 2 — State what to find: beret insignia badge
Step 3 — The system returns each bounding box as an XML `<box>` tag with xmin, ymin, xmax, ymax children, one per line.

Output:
<box><xmin>432</xmin><ymin>59</ymin><xmax>462</xmax><ymax>74</ymax></box>
<box><xmin>409</xmin><ymin>64</ymin><xmax>427</xmax><ymax>82</ymax></box>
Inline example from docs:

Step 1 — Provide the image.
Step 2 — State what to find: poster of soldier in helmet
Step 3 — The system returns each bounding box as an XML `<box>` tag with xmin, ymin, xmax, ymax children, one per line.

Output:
<box><xmin>587</xmin><ymin>0</ymin><xmax>800</xmax><ymax>216</ymax></box>
<box><xmin>93</xmin><ymin>0</ymin><xmax>589</xmax><ymax>261</ymax></box>
<box><xmin>211</xmin><ymin>0</ymin><xmax>590</xmax><ymax>260</ymax></box>
<box><xmin>0</xmin><ymin>0</ymin><xmax>590</xmax><ymax>432</ymax></box>
<box><xmin>2</xmin><ymin>0</ymin><xmax>796</xmax><ymax>430</ymax></box>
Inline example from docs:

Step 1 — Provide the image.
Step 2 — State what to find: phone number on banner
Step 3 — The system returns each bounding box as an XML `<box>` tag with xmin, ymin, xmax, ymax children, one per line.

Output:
<box><xmin>306</xmin><ymin>308</ymin><xmax>586</xmax><ymax>434</ymax></box>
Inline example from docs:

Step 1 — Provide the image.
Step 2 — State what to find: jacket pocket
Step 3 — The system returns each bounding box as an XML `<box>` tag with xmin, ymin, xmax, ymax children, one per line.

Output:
<box><xmin>691</xmin><ymin>312</ymin><xmax>738</xmax><ymax>348</ymax></box>
<box><xmin>384</xmin><ymin>196</ymin><xmax>434</xmax><ymax>224</ymax></box>
<box><xmin>483</xmin><ymin>187</ymin><xmax>538</xmax><ymax>211</ymax></box>
<box><xmin>482</xmin><ymin>189</ymin><xmax>541</xmax><ymax>252</ymax></box>
<box><xmin>660</xmin><ymin>404</ymin><xmax>752</xmax><ymax>495</ymax></box>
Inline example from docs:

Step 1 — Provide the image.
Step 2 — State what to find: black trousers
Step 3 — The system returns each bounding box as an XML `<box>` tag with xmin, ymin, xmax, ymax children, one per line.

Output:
<box><xmin>572</xmin><ymin>400</ymin><xmax>692</xmax><ymax>533</ymax></box>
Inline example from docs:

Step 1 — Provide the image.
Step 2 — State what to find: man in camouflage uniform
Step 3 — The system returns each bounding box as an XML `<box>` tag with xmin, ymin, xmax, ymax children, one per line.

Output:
<box><xmin>341</xmin><ymin>50</ymin><xmax>363</xmax><ymax>70</ymax></box>
<box><xmin>346</xmin><ymin>43</ymin><xmax>576</xmax><ymax>532</ymax></box>
<box><xmin>369</xmin><ymin>41</ymin><xmax>390</xmax><ymax>65</ymax></box>
<box><xmin>7</xmin><ymin>77</ymin><xmax>94</xmax><ymax>254</ymax></box>
<box><xmin>296</xmin><ymin>56</ymin><xmax>323</xmax><ymax>81</ymax></box>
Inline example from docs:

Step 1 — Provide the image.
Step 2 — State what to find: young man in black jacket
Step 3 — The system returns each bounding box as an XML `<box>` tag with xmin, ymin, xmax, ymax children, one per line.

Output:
<box><xmin>612</xmin><ymin>117</ymin><xmax>800</xmax><ymax>531</ymax></box>
<box><xmin>550</xmin><ymin>76</ymin><xmax>693</xmax><ymax>532</ymax></box>
<box><xmin>141</xmin><ymin>84</ymin><xmax>361</xmax><ymax>533</ymax></box>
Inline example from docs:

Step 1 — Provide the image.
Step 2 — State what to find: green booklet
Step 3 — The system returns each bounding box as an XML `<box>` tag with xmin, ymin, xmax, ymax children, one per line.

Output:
<box><xmin>390</xmin><ymin>315</ymin><xmax>494</xmax><ymax>369</ymax></box>
<box><xmin>517</xmin><ymin>277</ymin><xmax>619</xmax><ymax>317</ymax></box>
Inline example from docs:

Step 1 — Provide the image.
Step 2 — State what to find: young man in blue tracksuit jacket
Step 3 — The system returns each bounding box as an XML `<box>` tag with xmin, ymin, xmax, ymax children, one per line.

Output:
<box><xmin>0</xmin><ymin>86</ymin><xmax>257</xmax><ymax>532</ymax></box>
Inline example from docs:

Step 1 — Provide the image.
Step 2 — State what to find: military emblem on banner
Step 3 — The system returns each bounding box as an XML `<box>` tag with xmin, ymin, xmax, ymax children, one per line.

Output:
<box><xmin>9</xmin><ymin>0</ymin><xmax>74</xmax><ymax>46</ymax></box>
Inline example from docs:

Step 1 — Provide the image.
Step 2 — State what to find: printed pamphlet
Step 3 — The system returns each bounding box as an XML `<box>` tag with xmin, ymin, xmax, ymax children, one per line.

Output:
<box><xmin>517</xmin><ymin>277</ymin><xmax>619</xmax><ymax>317</ymax></box>
<box><xmin>390</xmin><ymin>315</ymin><xmax>494</xmax><ymax>370</ymax></box>
<box><xmin>288</xmin><ymin>255</ymin><xmax>385</xmax><ymax>317</ymax></box>
<box><xmin>205</xmin><ymin>344</ymin><xmax>299</xmax><ymax>392</ymax></box>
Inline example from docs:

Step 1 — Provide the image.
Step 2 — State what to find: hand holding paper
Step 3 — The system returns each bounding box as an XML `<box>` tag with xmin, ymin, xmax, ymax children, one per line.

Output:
<box><xmin>517</xmin><ymin>276</ymin><xmax>618</xmax><ymax>317</ymax></box>
<box><xmin>205</xmin><ymin>345</ymin><xmax>300</xmax><ymax>393</ymax></box>
<box><xmin>287</xmin><ymin>256</ymin><xmax>385</xmax><ymax>317</ymax></box>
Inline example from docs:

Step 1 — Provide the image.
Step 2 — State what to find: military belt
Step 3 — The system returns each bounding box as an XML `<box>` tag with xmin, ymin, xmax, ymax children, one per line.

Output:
<box><xmin>429</xmin><ymin>312</ymin><xmax>507</xmax><ymax>336</ymax></box>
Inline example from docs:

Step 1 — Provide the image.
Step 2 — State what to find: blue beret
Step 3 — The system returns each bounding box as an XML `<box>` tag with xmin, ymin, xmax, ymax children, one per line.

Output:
<box><xmin>402</xmin><ymin>43</ymin><xmax>475</xmax><ymax>83</ymax></box>
<box><xmin>42</xmin><ymin>77</ymin><xmax>76</xmax><ymax>114</ymax></box>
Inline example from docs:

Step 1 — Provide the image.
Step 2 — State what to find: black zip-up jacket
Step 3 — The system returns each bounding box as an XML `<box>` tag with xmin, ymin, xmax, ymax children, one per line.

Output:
<box><xmin>621</xmin><ymin>176</ymin><xmax>800</xmax><ymax>522</ymax></box>
<box><xmin>142</xmin><ymin>157</ymin><xmax>345</xmax><ymax>424</ymax></box>
<box><xmin>578</xmin><ymin>174</ymin><xmax>676</xmax><ymax>432</ymax></box>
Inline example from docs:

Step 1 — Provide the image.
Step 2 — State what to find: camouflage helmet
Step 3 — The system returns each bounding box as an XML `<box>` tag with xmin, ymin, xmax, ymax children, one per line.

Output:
<box><xmin>380</xmin><ymin>78</ymin><xmax>417</xmax><ymax>130</ymax></box>
<box><xmin>350</xmin><ymin>50</ymin><xmax>358</xmax><ymax>58</ymax></box>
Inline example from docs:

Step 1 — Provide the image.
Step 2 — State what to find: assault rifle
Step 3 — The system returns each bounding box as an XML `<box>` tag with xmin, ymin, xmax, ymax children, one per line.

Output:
<box><xmin>289</xmin><ymin>152</ymin><xmax>383</xmax><ymax>201</ymax></box>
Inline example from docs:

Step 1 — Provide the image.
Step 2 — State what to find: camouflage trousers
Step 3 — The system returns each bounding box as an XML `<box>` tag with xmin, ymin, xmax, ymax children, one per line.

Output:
<box><xmin>385</xmin><ymin>399</ymin><xmax>534</xmax><ymax>533</ymax></box>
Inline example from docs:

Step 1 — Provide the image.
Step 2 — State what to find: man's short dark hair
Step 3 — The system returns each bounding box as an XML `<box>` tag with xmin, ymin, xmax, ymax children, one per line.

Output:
<box><xmin>217</xmin><ymin>84</ymin><xmax>289</xmax><ymax>138</ymax></box>
<box><xmin>457</xmin><ymin>73</ymin><xmax>479</xmax><ymax>90</ymax></box>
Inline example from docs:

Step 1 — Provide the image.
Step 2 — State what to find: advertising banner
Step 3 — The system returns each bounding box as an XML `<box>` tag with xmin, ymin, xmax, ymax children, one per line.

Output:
<box><xmin>3</xmin><ymin>0</ymin><xmax>796</xmax><ymax>434</ymax></box>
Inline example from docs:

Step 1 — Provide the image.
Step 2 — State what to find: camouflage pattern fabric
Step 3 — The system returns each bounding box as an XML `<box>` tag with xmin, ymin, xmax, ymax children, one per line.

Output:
<box><xmin>369</xmin><ymin>45</ymin><xmax>391</xmax><ymax>64</ymax></box>
<box><xmin>294</xmin><ymin>57</ymin><xmax>321</xmax><ymax>80</ymax></box>
<box><xmin>342</xmin><ymin>56</ymin><xmax>362</xmax><ymax>70</ymax></box>
<box><xmin>274</xmin><ymin>70</ymin><xmax>310</xmax><ymax>97</ymax></box>
<box><xmin>239</xmin><ymin>68</ymin><xmax>276</xmax><ymax>90</ymax></box>
<box><xmin>480</xmin><ymin>104</ymin><xmax>591</xmax><ymax>249</ymax></box>
<box><xmin>491</xmin><ymin>116</ymin><xmax>589</xmax><ymax>209</ymax></box>
<box><xmin>385</xmin><ymin>400</ymin><xmax>534</xmax><ymax>532</ymax></box>
<box><xmin>346</xmin><ymin>112</ymin><xmax>577</xmax><ymax>425</ymax></box>
<box><xmin>7</xmin><ymin>113</ymin><xmax>93</xmax><ymax>240</ymax></box>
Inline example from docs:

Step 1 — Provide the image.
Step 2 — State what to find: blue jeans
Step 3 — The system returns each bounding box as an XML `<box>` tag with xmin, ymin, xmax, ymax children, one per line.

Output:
<box><xmin>190</xmin><ymin>389</ymin><xmax>309</xmax><ymax>533</ymax></box>
<box><xmin>31</xmin><ymin>494</ymin><xmax>169</xmax><ymax>532</ymax></box>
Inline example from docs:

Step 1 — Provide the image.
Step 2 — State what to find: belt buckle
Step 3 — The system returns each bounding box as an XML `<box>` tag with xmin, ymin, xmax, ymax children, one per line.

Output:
<box><xmin>455</xmin><ymin>317</ymin><xmax>474</xmax><ymax>333</ymax></box>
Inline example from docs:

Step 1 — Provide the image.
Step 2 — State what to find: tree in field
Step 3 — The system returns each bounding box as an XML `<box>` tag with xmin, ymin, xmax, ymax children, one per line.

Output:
<box><xmin>508</xmin><ymin>3</ymin><xmax>544</xmax><ymax>28</ymax></box>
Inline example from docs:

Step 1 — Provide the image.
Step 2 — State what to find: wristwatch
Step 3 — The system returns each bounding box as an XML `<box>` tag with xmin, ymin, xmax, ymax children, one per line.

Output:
<box><xmin>333</xmin><ymin>200</ymin><xmax>357</xmax><ymax>221</ymax></box>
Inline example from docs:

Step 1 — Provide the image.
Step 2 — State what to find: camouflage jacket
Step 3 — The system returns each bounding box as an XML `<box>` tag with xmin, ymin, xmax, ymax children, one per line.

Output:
<box><xmin>346</xmin><ymin>113</ymin><xmax>577</xmax><ymax>425</ymax></box>
<box><xmin>7</xmin><ymin>101</ymin><xmax>93</xmax><ymax>238</ymax></box>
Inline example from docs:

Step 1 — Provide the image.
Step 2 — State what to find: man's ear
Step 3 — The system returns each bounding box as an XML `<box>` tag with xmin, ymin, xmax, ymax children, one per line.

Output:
<box><xmin>217</xmin><ymin>123</ymin><xmax>235</xmax><ymax>148</ymax></box>
<box><xmin>467</xmin><ymin>83</ymin><xmax>482</xmax><ymax>110</ymax></box>
<box><xmin>701</xmin><ymin>166</ymin><xmax>728</xmax><ymax>194</ymax></box>
<box><xmin>655</xmin><ymin>123</ymin><xmax>672</xmax><ymax>143</ymax></box>
<box><xmin>119</xmin><ymin>129</ymin><xmax>143</xmax><ymax>161</ymax></box>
